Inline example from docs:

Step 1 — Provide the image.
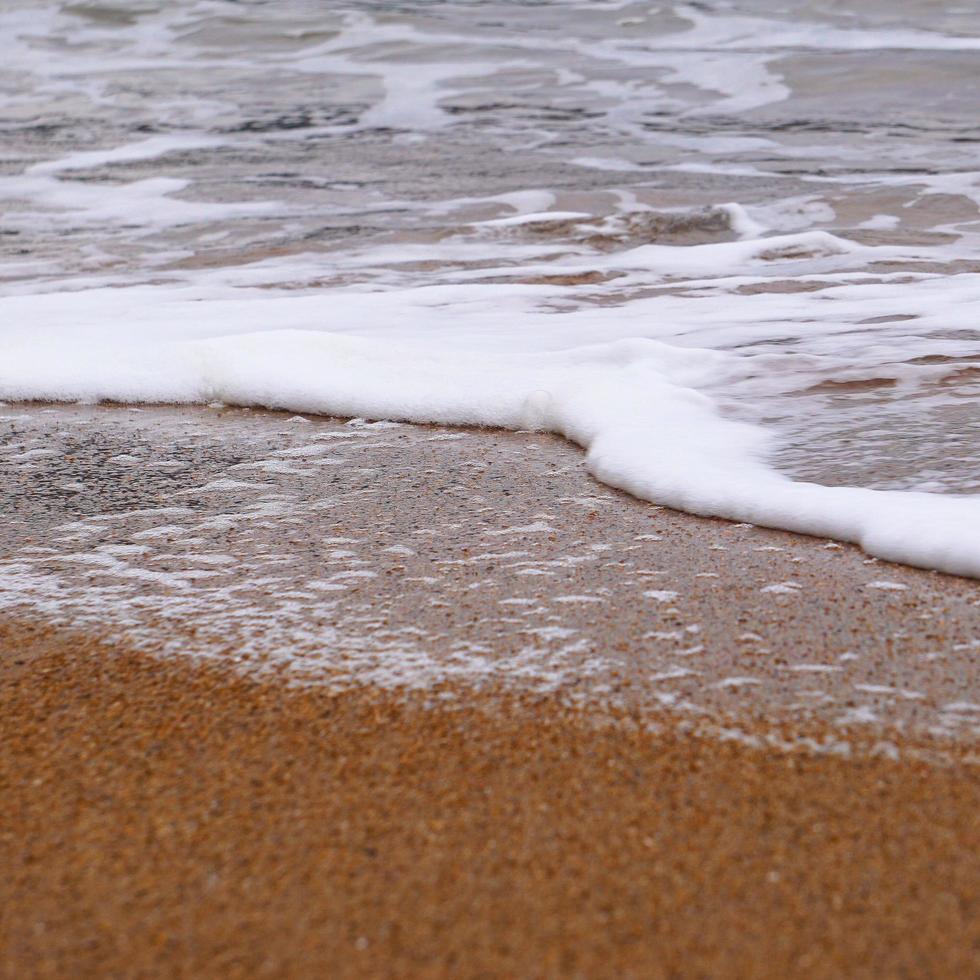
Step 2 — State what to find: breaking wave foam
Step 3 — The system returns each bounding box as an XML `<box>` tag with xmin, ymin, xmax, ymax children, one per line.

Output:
<box><xmin>4</xmin><ymin>239</ymin><xmax>980</xmax><ymax>580</ymax></box>
<box><xmin>5</xmin><ymin>1</ymin><xmax>980</xmax><ymax>580</ymax></box>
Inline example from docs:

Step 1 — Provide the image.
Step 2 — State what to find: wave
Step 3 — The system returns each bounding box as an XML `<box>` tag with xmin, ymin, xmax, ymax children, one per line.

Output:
<box><xmin>4</xmin><ymin>246</ymin><xmax>980</xmax><ymax>578</ymax></box>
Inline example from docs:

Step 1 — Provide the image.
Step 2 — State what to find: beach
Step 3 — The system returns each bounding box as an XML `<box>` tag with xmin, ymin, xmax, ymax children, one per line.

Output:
<box><xmin>2</xmin><ymin>620</ymin><xmax>977</xmax><ymax>979</ymax></box>
<box><xmin>2</xmin><ymin>407</ymin><xmax>979</xmax><ymax>977</ymax></box>
<box><xmin>4</xmin><ymin>1</ymin><xmax>980</xmax><ymax>974</ymax></box>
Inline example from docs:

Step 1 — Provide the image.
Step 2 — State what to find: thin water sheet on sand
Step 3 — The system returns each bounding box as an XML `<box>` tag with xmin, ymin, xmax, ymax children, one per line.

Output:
<box><xmin>1</xmin><ymin>404</ymin><xmax>978</xmax><ymax>746</ymax></box>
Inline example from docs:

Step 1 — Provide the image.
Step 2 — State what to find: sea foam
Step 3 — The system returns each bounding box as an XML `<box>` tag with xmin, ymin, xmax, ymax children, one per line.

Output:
<box><xmin>4</xmin><ymin>248</ymin><xmax>980</xmax><ymax>578</ymax></box>
<box><xmin>4</xmin><ymin>2</ymin><xmax>980</xmax><ymax>580</ymax></box>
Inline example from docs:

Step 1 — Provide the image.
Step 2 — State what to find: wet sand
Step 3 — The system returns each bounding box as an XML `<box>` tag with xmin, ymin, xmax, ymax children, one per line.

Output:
<box><xmin>1</xmin><ymin>621</ymin><xmax>977</xmax><ymax>980</ymax></box>
<box><xmin>1</xmin><ymin>405</ymin><xmax>979</xmax><ymax>741</ymax></box>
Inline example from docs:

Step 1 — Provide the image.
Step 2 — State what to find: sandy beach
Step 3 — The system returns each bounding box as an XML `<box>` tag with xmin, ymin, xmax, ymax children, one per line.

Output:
<box><xmin>2</xmin><ymin>406</ymin><xmax>979</xmax><ymax>978</ymax></box>
<box><xmin>5</xmin><ymin>2</ymin><xmax>980</xmax><ymax>975</ymax></box>
<box><xmin>2</xmin><ymin>620</ymin><xmax>977</xmax><ymax>979</ymax></box>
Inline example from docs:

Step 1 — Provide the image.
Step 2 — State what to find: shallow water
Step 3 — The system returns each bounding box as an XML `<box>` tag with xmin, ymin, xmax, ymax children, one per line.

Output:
<box><xmin>2</xmin><ymin>404</ymin><xmax>977</xmax><ymax>741</ymax></box>
<box><xmin>2</xmin><ymin>2</ymin><xmax>980</xmax><ymax>567</ymax></box>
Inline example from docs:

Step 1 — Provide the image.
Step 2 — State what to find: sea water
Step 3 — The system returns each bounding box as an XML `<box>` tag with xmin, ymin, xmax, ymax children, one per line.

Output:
<box><xmin>3</xmin><ymin>0</ymin><xmax>980</xmax><ymax>574</ymax></box>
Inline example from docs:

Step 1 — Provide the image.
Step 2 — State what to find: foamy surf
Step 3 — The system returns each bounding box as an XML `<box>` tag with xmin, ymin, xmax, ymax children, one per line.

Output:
<box><xmin>3</xmin><ymin>0</ymin><xmax>980</xmax><ymax>578</ymax></box>
<box><xmin>4</xmin><ymin>254</ymin><xmax>980</xmax><ymax>577</ymax></box>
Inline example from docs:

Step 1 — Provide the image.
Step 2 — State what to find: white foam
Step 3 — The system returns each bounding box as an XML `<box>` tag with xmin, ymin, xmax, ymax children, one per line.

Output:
<box><xmin>5</xmin><ymin>242</ymin><xmax>980</xmax><ymax>579</ymax></box>
<box><xmin>26</xmin><ymin>135</ymin><xmax>224</xmax><ymax>176</ymax></box>
<box><xmin>761</xmin><ymin>582</ymin><xmax>802</xmax><ymax>595</ymax></box>
<box><xmin>644</xmin><ymin>590</ymin><xmax>680</xmax><ymax>602</ymax></box>
<box><xmin>0</xmin><ymin>172</ymin><xmax>275</xmax><ymax>229</ymax></box>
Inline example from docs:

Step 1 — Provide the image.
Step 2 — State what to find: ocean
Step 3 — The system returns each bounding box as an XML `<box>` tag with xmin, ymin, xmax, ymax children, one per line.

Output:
<box><xmin>3</xmin><ymin>0</ymin><xmax>980</xmax><ymax>575</ymax></box>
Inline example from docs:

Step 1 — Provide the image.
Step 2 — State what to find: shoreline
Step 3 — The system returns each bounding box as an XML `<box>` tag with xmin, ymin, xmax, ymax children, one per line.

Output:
<box><xmin>2</xmin><ymin>624</ymin><xmax>978</xmax><ymax>978</ymax></box>
<box><xmin>5</xmin><ymin>3</ymin><xmax>980</xmax><ymax>974</ymax></box>
<box><xmin>1</xmin><ymin>618</ymin><xmax>972</xmax><ymax>767</ymax></box>
<box><xmin>1</xmin><ymin>404</ymin><xmax>978</xmax><ymax>743</ymax></box>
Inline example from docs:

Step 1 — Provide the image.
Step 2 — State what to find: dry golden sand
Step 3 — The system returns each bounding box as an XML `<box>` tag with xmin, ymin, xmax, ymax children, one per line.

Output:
<box><xmin>1</xmin><ymin>621</ymin><xmax>978</xmax><ymax>979</ymax></box>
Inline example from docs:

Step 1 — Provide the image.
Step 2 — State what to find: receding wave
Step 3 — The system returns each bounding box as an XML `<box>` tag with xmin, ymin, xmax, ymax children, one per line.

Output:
<box><xmin>3</xmin><ymin>0</ymin><xmax>980</xmax><ymax>576</ymax></box>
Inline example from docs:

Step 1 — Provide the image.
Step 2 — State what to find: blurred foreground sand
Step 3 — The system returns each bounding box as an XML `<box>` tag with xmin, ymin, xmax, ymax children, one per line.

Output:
<box><xmin>1</xmin><ymin>622</ymin><xmax>978</xmax><ymax>979</ymax></box>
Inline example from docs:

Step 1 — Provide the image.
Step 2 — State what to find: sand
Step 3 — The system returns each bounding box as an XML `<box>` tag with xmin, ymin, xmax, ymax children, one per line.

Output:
<box><xmin>1</xmin><ymin>405</ymin><xmax>979</xmax><ymax>977</ymax></box>
<box><xmin>1</xmin><ymin>621</ymin><xmax>978</xmax><ymax>979</ymax></box>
